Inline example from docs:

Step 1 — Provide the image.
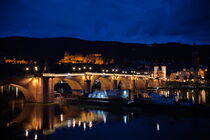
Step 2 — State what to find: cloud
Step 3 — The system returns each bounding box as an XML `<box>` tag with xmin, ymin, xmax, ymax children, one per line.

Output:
<box><xmin>0</xmin><ymin>0</ymin><xmax>210</xmax><ymax>44</ymax></box>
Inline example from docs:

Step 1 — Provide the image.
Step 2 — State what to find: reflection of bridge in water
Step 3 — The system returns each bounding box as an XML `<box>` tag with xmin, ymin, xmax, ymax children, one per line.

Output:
<box><xmin>7</xmin><ymin>89</ymin><xmax>210</xmax><ymax>139</ymax></box>
<box><xmin>0</xmin><ymin>72</ymin><xmax>165</xmax><ymax>103</ymax></box>
<box><xmin>7</xmin><ymin>103</ymin><xmax>109</xmax><ymax>137</ymax></box>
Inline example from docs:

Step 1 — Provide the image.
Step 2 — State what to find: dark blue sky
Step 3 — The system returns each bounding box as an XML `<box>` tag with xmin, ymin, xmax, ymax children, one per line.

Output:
<box><xmin>0</xmin><ymin>0</ymin><xmax>210</xmax><ymax>44</ymax></box>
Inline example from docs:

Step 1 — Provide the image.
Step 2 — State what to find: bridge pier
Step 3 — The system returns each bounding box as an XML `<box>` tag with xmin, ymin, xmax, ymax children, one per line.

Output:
<box><xmin>113</xmin><ymin>80</ymin><xmax>118</xmax><ymax>89</ymax></box>
<box><xmin>130</xmin><ymin>78</ymin><xmax>137</xmax><ymax>99</ymax></box>
<box><xmin>84</xmin><ymin>80</ymin><xmax>91</xmax><ymax>94</ymax></box>
<box><xmin>1</xmin><ymin>85</ymin><xmax>3</xmax><ymax>93</ymax></box>
<box><xmin>42</xmin><ymin>77</ymin><xmax>54</xmax><ymax>103</ymax></box>
<box><xmin>22</xmin><ymin>76</ymin><xmax>54</xmax><ymax>103</ymax></box>
<box><xmin>145</xmin><ymin>80</ymin><xmax>149</xmax><ymax>89</ymax></box>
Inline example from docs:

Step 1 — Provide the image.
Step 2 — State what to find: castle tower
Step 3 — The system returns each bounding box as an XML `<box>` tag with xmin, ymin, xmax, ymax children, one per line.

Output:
<box><xmin>161</xmin><ymin>66</ymin><xmax>167</xmax><ymax>80</ymax></box>
<box><xmin>154</xmin><ymin>66</ymin><xmax>159</xmax><ymax>78</ymax></box>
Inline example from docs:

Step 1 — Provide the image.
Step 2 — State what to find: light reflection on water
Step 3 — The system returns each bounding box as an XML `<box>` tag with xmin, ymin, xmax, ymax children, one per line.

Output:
<box><xmin>1</xmin><ymin>101</ymin><xmax>210</xmax><ymax>140</ymax></box>
<box><xmin>1</xmin><ymin>88</ymin><xmax>210</xmax><ymax>139</ymax></box>
<box><xmin>139</xmin><ymin>89</ymin><xmax>210</xmax><ymax>105</ymax></box>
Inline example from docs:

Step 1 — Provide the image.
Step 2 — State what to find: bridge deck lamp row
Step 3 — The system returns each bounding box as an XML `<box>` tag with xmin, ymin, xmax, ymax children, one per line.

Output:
<box><xmin>42</xmin><ymin>72</ymin><xmax>155</xmax><ymax>79</ymax></box>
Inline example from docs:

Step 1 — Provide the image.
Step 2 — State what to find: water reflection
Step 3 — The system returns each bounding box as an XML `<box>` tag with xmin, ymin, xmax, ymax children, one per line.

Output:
<box><xmin>1</xmin><ymin>100</ymin><xmax>210</xmax><ymax>140</ymax></box>
<box><xmin>156</xmin><ymin>123</ymin><xmax>160</xmax><ymax>132</ymax></box>
<box><xmin>1</xmin><ymin>88</ymin><xmax>210</xmax><ymax>139</ymax></box>
<box><xmin>6</xmin><ymin>103</ymin><xmax>111</xmax><ymax>137</ymax></box>
<box><xmin>139</xmin><ymin>89</ymin><xmax>210</xmax><ymax>105</ymax></box>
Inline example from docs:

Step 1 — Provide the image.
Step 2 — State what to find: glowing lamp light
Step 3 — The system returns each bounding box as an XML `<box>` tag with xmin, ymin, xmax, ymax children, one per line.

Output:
<box><xmin>78</xmin><ymin>67</ymin><xmax>81</xmax><ymax>71</ymax></box>
<box><xmin>83</xmin><ymin>123</ymin><xmax>86</xmax><ymax>131</ymax></box>
<box><xmin>72</xmin><ymin>67</ymin><xmax>76</xmax><ymax>70</ymax></box>
<box><xmin>25</xmin><ymin>67</ymin><xmax>29</xmax><ymax>71</ymax></box>
<box><xmin>60</xmin><ymin>114</ymin><xmax>63</xmax><ymax>122</ymax></box>
<box><xmin>34</xmin><ymin>134</ymin><xmax>38</xmax><ymax>140</ymax></box>
<box><xmin>83</xmin><ymin>66</ymin><xmax>86</xmax><ymax>69</ymax></box>
<box><xmin>78</xmin><ymin>121</ymin><xmax>81</xmax><ymax>127</ymax></box>
<box><xmin>67</xmin><ymin>120</ymin><xmax>71</xmax><ymax>128</ymax></box>
<box><xmin>89</xmin><ymin>121</ymin><xmax>93</xmax><ymax>128</ymax></box>
<box><xmin>89</xmin><ymin>67</ymin><xmax>92</xmax><ymax>70</ymax></box>
<box><xmin>25</xmin><ymin>130</ymin><xmax>29</xmax><ymax>137</ymax></box>
<box><xmin>34</xmin><ymin>66</ymin><xmax>38</xmax><ymax>71</ymax></box>
<box><xmin>73</xmin><ymin>119</ymin><xmax>76</xmax><ymax>128</ymax></box>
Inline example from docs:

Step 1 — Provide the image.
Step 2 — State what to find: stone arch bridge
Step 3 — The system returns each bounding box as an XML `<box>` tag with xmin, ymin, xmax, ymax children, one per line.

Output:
<box><xmin>0</xmin><ymin>72</ymin><xmax>164</xmax><ymax>103</ymax></box>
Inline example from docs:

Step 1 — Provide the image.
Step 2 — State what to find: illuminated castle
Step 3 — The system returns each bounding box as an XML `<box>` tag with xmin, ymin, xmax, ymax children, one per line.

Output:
<box><xmin>58</xmin><ymin>51</ymin><xmax>114</xmax><ymax>65</ymax></box>
<box><xmin>3</xmin><ymin>58</ymin><xmax>37</xmax><ymax>64</ymax></box>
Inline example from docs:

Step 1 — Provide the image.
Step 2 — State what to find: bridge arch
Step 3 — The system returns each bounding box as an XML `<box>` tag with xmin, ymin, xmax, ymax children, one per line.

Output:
<box><xmin>9</xmin><ymin>84</ymin><xmax>35</xmax><ymax>102</ymax></box>
<box><xmin>118</xmin><ymin>77</ymin><xmax>131</xmax><ymax>90</ymax></box>
<box><xmin>53</xmin><ymin>78</ymin><xmax>83</xmax><ymax>95</ymax></box>
<box><xmin>91</xmin><ymin>76</ymin><xmax>113</xmax><ymax>91</ymax></box>
<box><xmin>136</xmin><ymin>78</ymin><xmax>147</xmax><ymax>89</ymax></box>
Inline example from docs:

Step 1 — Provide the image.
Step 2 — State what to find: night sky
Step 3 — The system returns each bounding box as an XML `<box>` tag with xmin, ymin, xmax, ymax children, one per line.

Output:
<box><xmin>0</xmin><ymin>0</ymin><xmax>210</xmax><ymax>44</ymax></box>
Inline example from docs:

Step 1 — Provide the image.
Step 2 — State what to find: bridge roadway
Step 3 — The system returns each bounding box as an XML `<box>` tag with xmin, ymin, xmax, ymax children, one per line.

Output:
<box><xmin>0</xmin><ymin>72</ymin><xmax>164</xmax><ymax>103</ymax></box>
<box><xmin>42</xmin><ymin>72</ymin><xmax>153</xmax><ymax>78</ymax></box>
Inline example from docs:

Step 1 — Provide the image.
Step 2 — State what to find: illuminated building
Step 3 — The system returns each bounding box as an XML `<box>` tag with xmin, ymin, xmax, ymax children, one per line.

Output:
<box><xmin>58</xmin><ymin>51</ymin><xmax>114</xmax><ymax>65</ymax></box>
<box><xmin>3</xmin><ymin>58</ymin><xmax>37</xmax><ymax>64</ymax></box>
<box><xmin>169</xmin><ymin>67</ymin><xmax>208</xmax><ymax>81</ymax></box>
<box><xmin>154</xmin><ymin>66</ymin><xmax>167</xmax><ymax>80</ymax></box>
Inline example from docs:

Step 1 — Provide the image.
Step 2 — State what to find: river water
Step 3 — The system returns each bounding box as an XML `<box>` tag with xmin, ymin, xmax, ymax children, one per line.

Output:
<box><xmin>0</xmin><ymin>89</ymin><xmax>210</xmax><ymax>140</ymax></box>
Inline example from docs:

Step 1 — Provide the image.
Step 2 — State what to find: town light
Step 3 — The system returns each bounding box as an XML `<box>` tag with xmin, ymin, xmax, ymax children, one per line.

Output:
<box><xmin>25</xmin><ymin>67</ymin><xmax>29</xmax><ymax>71</ymax></box>
<box><xmin>34</xmin><ymin>66</ymin><xmax>38</xmax><ymax>71</ymax></box>
<box><xmin>89</xmin><ymin>67</ymin><xmax>92</xmax><ymax>70</ymax></box>
<box><xmin>83</xmin><ymin>66</ymin><xmax>86</xmax><ymax>69</ymax></box>
<box><xmin>72</xmin><ymin>67</ymin><xmax>76</xmax><ymax>70</ymax></box>
<box><xmin>78</xmin><ymin>67</ymin><xmax>81</xmax><ymax>71</ymax></box>
<box><xmin>106</xmin><ymin>70</ymin><xmax>109</xmax><ymax>72</ymax></box>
